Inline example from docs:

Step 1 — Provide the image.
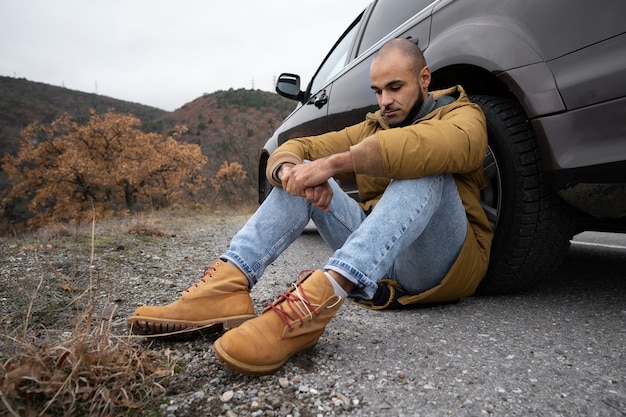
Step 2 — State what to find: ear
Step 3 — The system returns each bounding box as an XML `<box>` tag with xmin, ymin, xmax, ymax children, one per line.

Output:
<box><xmin>420</xmin><ymin>66</ymin><xmax>431</xmax><ymax>89</ymax></box>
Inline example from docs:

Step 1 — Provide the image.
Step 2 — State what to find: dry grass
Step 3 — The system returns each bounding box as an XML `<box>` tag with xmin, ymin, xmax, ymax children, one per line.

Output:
<box><xmin>34</xmin><ymin>222</ymin><xmax>92</xmax><ymax>241</ymax></box>
<box><xmin>124</xmin><ymin>213</ymin><xmax>169</xmax><ymax>238</ymax></box>
<box><xmin>0</xmin><ymin>211</ymin><xmax>179</xmax><ymax>416</ymax></box>
<box><xmin>0</xmin><ymin>311</ymin><xmax>177</xmax><ymax>416</ymax></box>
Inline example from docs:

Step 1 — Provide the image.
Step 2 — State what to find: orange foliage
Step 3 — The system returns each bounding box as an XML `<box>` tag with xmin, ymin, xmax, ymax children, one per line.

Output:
<box><xmin>210</xmin><ymin>161</ymin><xmax>248</xmax><ymax>195</ymax></box>
<box><xmin>1</xmin><ymin>110</ymin><xmax>207</xmax><ymax>227</ymax></box>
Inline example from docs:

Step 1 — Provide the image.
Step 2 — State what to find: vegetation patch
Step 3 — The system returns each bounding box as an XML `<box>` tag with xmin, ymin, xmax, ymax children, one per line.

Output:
<box><xmin>0</xmin><ymin>216</ymin><xmax>180</xmax><ymax>416</ymax></box>
<box><xmin>127</xmin><ymin>221</ymin><xmax>169</xmax><ymax>238</ymax></box>
<box><xmin>1</xmin><ymin>312</ymin><xmax>177</xmax><ymax>416</ymax></box>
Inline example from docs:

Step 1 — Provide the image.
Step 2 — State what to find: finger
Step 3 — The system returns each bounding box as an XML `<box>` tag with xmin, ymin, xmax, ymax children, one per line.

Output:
<box><xmin>304</xmin><ymin>187</ymin><xmax>315</xmax><ymax>202</ymax></box>
<box><xmin>313</xmin><ymin>184</ymin><xmax>333</xmax><ymax>212</ymax></box>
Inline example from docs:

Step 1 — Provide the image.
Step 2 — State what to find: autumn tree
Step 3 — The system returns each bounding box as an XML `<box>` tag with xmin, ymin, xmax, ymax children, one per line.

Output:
<box><xmin>2</xmin><ymin>110</ymin><xmax>207</xmax><ymax>227</ymax></box>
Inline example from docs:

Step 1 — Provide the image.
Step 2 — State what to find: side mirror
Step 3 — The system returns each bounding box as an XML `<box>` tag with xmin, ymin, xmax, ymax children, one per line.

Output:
<box><xmin>276</xmin><ymin>73</ymin><xmax>304</xmax><ymax>102</ymax></box>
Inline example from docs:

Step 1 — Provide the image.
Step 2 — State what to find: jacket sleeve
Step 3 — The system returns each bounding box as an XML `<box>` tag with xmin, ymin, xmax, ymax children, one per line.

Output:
<box><xmin>265</xmin><ymin>123</ymin><xmax>369</xmax><ymax>187</ymax></box>
<box><xmin>351</xmin><ymin>102</ymin><xmax>487</xmax><ymax>178</ymax></box>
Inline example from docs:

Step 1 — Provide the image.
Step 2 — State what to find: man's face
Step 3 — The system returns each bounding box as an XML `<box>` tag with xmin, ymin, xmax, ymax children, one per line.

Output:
<box><xmin>370</xmin><ymin>49</ymin><xmax>430</xmax><ymax>127</ymax></box>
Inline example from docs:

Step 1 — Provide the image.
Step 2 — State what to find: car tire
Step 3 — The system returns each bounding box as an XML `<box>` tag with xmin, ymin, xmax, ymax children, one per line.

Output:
<box><xmin>471</xmin><ymin>95</ymin><xmax>578</xmax><ymax>295</ymax></box>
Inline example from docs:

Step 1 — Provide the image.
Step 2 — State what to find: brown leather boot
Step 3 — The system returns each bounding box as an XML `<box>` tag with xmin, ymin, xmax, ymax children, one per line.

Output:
<box><xmin>127</xmin><ymin>260</ymin><xmax>255</xmax><ymax>336</ymax></box>
<box><xmin>213</xmin><ymin>269</ymin><xmax>344</xmax><ymax>375</ymax></box>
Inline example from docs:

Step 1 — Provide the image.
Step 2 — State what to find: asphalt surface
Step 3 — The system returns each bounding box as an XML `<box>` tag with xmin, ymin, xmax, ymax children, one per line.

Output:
<box><xmin>269</xmin><ymin>229</ymin><xmax>626</xmax><ymax>416</ymax></box>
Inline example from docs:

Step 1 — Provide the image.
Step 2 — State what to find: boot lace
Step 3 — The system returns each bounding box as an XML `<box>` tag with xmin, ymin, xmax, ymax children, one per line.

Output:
<box><xmin>184</xmin><ymin>263</ymin><xmax>219</xmax><ymax>293</ymax></box>
<box><xmin>268</xmin><ymin>270</ymin><xmax>319</xmax><ymax>330</ymax></box>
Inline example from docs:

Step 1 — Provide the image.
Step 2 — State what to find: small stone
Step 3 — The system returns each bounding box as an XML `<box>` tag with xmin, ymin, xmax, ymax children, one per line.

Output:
<box><xmin>220</xmin><ymin>390</ymin><xmax>234</xmax><ymax>402</ymax></box>
<box><xmin>338</xmin><ymin>393</ymin><xmax>350</xmax><ymax>403</ymax></box>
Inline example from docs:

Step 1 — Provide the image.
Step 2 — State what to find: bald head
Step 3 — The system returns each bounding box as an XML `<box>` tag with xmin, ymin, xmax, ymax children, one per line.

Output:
<box><xmin>373</xmin><ymin>38</ymin><xmax>427</xmax><ymax>79</ymax></box>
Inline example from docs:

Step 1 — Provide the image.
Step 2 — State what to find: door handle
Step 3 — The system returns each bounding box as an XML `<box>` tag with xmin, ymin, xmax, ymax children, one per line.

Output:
<box><xmin>314</xmin><ymin>91</ymin><xmax>328</xmax><ymax>108</ymax></box>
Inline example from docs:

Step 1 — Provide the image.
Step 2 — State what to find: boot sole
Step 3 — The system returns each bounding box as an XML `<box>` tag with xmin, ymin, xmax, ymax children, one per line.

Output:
<box><xmin>127</xmin><ymin>314</ymin><xmax>255</xmax><ymax>338</ymax></box>
<box><xmin>212</xmin><ymin>338</ymin><xmax>317</xmax><ymax>376</ymax></box>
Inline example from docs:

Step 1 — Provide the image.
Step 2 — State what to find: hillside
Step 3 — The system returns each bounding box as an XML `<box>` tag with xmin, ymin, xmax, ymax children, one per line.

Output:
<box><xmin>160</xmin><ymin>89</ymin><xmax>296</xmax><ymax>188</ymax></box>
<box><xmin>0</xmin><ymin>76</ymin><xmax>168</xmax><ymax>156</ymax></box>
<box><xmin>0</xmin><ymin>76</ymin><xmax>297</xmax><ymax>204</ymax></box>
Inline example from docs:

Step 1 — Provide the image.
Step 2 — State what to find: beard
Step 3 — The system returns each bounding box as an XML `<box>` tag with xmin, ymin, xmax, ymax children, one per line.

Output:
<box><xmin>391</xmin><ymin>88</ymin><xmax>426</xmax><ymax>128</ymax></box>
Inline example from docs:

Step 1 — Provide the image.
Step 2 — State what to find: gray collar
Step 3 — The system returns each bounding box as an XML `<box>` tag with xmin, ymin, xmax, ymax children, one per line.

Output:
<box><xmin>410</xmin><ymin>93</ymin><xmax>435</xmax><ymax>124</ymax></box>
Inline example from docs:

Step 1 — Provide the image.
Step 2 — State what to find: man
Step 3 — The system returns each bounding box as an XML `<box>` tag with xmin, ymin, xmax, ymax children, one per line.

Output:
<box><xmin>127</xmin><ymin>38</ymin><xmax>493</xmax><ymax>375</ymax></box>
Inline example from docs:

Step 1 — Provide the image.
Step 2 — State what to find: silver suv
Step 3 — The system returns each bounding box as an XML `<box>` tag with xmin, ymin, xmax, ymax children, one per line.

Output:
<box><xmin>260</xmin><ymin>0</ymin><xmax>626</xmax><ymax>294</ymax></box>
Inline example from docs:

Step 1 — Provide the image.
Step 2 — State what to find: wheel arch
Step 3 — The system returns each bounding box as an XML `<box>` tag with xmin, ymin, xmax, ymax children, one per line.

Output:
<box><xmin>425</xmin><ymin>20</ymin><xmax>566</xmax><ymax>119</ymax></box>
<box><xmin>430</xmin><ymin>64</ymin><xmax>511</xmax><ymax>99</ymax></box>
<box><xmin>258</xmin><ymin>149</ymin><xmax>272</xmax><ymax>205</ymax></box>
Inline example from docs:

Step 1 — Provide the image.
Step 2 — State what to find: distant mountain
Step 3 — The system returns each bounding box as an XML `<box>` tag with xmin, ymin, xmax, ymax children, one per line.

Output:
<box><xmin>0</xmin><ymin>76</ymin><xmax>168</xmax><ymax>156</ymax></box>
<box><xmin>0</xmin><ymin>76</ymin><xmax>297</xmax><ymax>201</ymax></box>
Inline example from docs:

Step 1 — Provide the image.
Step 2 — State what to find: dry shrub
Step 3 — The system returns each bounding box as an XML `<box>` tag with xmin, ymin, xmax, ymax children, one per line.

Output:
<box><xmin>127</xmin><ymin>222</ymin><xmax>168</xmax><ymax>237</ymax></box>
<box><xmin>126</xmin><ymin>216</ymin><xmax>168</xmax><ymax>237</ymax></box>
<box><xmin>210</xmin><ymin>161</ymin><xmax>247</xmax><ymax>199</ymax></box>
<box><xmin>0</xmin><ymin>306</ymin><xmax>177</xmax><ymax>417</ymax></box>
<box><xmin>2</xmin><ymin>111</ymin><xmax>207</xmax><ymax>229</ymax></box>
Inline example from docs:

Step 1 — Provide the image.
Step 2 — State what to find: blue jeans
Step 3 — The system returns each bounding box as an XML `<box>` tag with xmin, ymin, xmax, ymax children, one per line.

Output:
<box><xmin>222</xmin><ymin>174</ymin><xmax>467</xmax><ymax>300</ymax></box>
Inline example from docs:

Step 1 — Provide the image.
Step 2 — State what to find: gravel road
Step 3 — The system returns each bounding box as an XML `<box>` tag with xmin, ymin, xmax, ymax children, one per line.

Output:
<box><xmin>1</xmin><ymin>211</ymin><xmax>625</xmax><ymax>416</ymax></box>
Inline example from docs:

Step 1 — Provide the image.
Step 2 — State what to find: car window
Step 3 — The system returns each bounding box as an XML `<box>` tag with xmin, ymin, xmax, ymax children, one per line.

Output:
<box><xmin>358</xmin><ymin>0</ymin><xmax>435</xmax><ymax>54</ymax></box>
<box><xmin>309</xmin><ymin>16</ymin><xmax>362</xmax><ymax>94</ymax></box>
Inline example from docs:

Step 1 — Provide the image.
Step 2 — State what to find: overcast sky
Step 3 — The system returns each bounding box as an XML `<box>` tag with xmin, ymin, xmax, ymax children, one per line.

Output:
<box><xmin>0</xmin><ymin>0</ymin><xmax>372</xmax><ymax>111</ymax></box>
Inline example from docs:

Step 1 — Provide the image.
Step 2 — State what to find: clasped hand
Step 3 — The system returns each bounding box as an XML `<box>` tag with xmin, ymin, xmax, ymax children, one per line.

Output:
<box><xmin>280</xmin><ymin>159</ymin><xmax>334</xmax><ymax>212</ymax></box>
